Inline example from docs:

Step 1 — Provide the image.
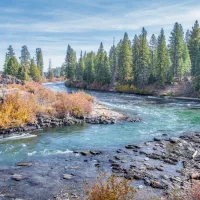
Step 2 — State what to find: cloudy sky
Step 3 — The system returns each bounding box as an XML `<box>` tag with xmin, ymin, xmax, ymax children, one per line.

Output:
<box><xmin>0</xmin><ymin>0</ymin><xmax>199</xmax><ymax>71</ymax></box>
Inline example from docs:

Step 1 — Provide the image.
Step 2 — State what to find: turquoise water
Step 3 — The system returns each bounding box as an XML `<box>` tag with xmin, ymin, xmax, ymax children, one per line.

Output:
<box><xmin>1</xmin><ymin>82</ymin><xmax>200</xmax><ymax>167</ymax></box>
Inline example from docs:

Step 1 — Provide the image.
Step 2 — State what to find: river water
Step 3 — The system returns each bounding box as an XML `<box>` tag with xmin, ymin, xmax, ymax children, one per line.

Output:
<box><xmin>1</xmin><ymin>82</ymin><xmax>200</xmax><ymax>167</ymax></box>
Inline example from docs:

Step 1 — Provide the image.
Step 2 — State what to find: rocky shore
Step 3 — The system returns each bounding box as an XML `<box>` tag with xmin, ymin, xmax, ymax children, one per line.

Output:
<box><xmin>1</xmin><ymin>132</ymin><xmax>200</xmax><ymax>200</ymax></box>
<box><xmin>0</xmin><ymin>102</ymin><xmax>141</xmax><ymax>138</ymax></box>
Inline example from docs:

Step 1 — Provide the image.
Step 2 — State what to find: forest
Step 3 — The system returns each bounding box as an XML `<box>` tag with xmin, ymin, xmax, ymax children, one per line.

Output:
<box><xmin>3</xmin><ymin>21</ymin><xmax>200</xmax><ymax>92</ymax></box>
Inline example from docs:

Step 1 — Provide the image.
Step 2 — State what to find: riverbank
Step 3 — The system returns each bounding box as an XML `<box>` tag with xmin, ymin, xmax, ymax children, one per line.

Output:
<box><xmin>0</xmin><ymin>101</ymin><xmax>141</xmax><ymax>138</ymax></box>
<box><xmin>0</xmin><ymin>77</ymin><xmax>142</xmax><ymax>137</ymax></box>
<box><xmin>65</xmin><ymin>77</ymin><xmax>199</xmax><ymax>99</ymax></box>
<box><xmin>1</xmin><ymin>132</ymin><xmax>199</xmax><ymax>199</ymax></box>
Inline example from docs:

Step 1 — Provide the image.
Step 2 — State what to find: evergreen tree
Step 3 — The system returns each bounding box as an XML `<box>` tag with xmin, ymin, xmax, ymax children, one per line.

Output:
<box><xmin>83</xmin><ymin>52</ymin><xmax>95</xmax><ymax>84</ymax></box>
<box><xmin>109</xmin><ymin>38</ymin><xmax>117</xmax><ymax>88</ymax></box>
<box><xmin>188</xmin><ymin>20</ymin><xmax>200</xmax><ymax>76</ymax></box>
<box><xmin>48</xmin><ymin>59</ymin><xmax>54</xmax><ymax>80</ymax></box>
<box><xmin>7</xmin><ymin>45</ymin><xmax>15</xmax><ymax>58</ymax></box>
<box><xmin>182</xmin><ymin>44</ymin><xmax>191</xmax><ymax>75</ymax></box>
<box><xmin>30</xmin><ymin>58</ymin><xmax>41</xmax><ymax>82</ymax></box>
<box><xmin>132</xmin><ymin>35</ymin><xmax>140</xmax><ymax>84</ymax></box>
<box><xmin>136</xmin><ymin>28</ymin><xmax>151</xmax><ymax>88</ymax></box>
<box><xmin>65</xmin><ymin>45</ymin><xmax>76</xmax><ymax>81</ymax></box>
<box><xmin>118</xmin><ymin>33</ymin><xmax>132</xmax><ymax>84</ymax></box>
<box><xmin>195</xmin><ymin>46</ymin><xmax>200</xmax><ymax>90</ymax></box>
<box><xmin>185</xmin><ymin>29</ymin><xmax>191</xmax><ymax>45</ymax></box>
<box><xmin>4</xmin><ymin>45</ymin><xmax>15</xmax><ymax>73</ymax></box>
<box><xmin>5</xmin><ymin>56</ymin><xmax>19</xmax><ymax>77</ymax></box>
<box><xmin>169</xmin><ymin>22</ymin><xmax>187</xmax><ymax>80</ymax></box>
<box><xmin>156</xmin><ymin>29</ymin><xmax>171</xmax><ymax>86</ymax></box>
<box><xmin>3</xmin><ymin>53</ymin><xmax>9</xmax><ymax>73</ymax></box>
<box><xmin>20</xmin><ymin>45</ymin><xmax>31</xmax><ymax>67</ymax></box>
<box><xmin>102</xmin><ymin>53</ymin><xmax>111</xmax><ymax>85</ymax></box>
<box><xmin>149</xmin><ymin>34</ymin><xmax>157</xmax><ymax>83</ymax></box>
<box><xmin>60</xmin><ymin>63</ymin><xmax>66</xmax><ymax>77</ymax></box>
<box><xmin>95</xmin><ymin>42</ymin><xmax>106</xmax><ymax>84</ymax></box>
<box><xmin>53</xmin><ymin>67</ymin><xmax>61</xmax><ymax>77</ymax></box>
<box><xmin>76</xmin><ymin>51</ymin><xmax>85</xmax><ymax>81</ymax></box>
<box><xmin>36</xmin><ymin>48</ymin><xmax>44</xmax><ymax>76</ymax></box>
<box><xmin>17</xmin><ymin>65</ymin><xmax>29</xmax><ymax>81</ymax></box>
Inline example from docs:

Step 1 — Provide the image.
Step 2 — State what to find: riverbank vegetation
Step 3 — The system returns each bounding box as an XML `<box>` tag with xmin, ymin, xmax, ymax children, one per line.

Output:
<box><xmin>3</xmin><ymin>21</ymin><xmax>200</xmax><ymax>96</ymax></box>
<box><xmin>0</xmin><ymin>81</ymin><xmax>93</xmax><ymax>129</ymax></box>
<box><xmin>63</xmin><ymin>20</ymin><xmax>199</xmax><ymax>96</ymax></box>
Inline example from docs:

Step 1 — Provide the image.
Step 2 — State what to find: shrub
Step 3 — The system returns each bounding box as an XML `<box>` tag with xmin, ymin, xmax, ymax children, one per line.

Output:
<box><xmin>85</xmin><ymin>172</ymin><xmax>136</xmax><ymax>200</ymax></box>
<box><xmin>5</xmin><ymin>81</ymin><xmax>94</xmax><ymax>127</ymax></box>
<box><xmin>0</xmin><ymin>92</ymin><xmax>37</xmax><ymax>129</ymax></box>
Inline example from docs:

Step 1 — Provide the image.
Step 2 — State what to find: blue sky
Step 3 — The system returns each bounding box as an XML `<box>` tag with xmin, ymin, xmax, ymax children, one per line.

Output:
<box><xmin>0</xmin><ymin>0</ymin><xmax>199</xmax><ymax>71</ymax></box>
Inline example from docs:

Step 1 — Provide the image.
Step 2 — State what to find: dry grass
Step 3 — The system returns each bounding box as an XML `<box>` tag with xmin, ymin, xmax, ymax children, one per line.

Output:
<box><xmin>0</xmin><ymin>81</ymin><xmax>94</xmax><ymax>129</ymax></box>
<box><xmin>85</xmin><ymin>172</ymin><xmax>136</xmax><ymax>200</ymax></box>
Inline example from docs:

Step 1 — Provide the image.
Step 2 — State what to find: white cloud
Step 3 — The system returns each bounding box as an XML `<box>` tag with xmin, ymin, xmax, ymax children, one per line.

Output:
<box><xmin>0</xmin><ymin>0</ymin><xmax>200</xmax><ymax>71</ymax></box>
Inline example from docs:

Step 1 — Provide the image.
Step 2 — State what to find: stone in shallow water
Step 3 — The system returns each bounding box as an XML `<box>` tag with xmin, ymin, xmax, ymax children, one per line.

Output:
<box><xmin>80</xmin><ymin>151</ymin><xmax>89</xmax><ymax>156</ymax></box>
<box><xmin>17</xmin><ymin>162</ymin><xmax>33</xmax><ymax>167</ymax></box>
<box><xmin>169</xmin><ymin>137</ymin><xmax>180</xmax><ymax>143</ymax></box>
<box><xmin>138</xmin><ymin>185</ymin><xmax>144</xmax><ymax>189</ymax></box>
<box><xmin>63</xmin><ymin>174</ymin><xmax>73</xmax><ymax>180</ymax></box>
<box><xmin>11</xmin><ymin>174</ymin><xmax>25</xmax><ymax>181</ymax></box>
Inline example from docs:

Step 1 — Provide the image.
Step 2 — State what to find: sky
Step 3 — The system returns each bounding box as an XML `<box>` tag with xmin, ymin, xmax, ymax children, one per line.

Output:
<box><xmin>0</xmin><ymin>0</ymin><xmax>200</xmax><ymax>72</ymax></box>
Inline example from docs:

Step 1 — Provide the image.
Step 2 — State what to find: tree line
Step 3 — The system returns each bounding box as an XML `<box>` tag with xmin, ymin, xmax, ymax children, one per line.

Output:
<box><xmin>3</xmin><ymin>21</ymin><xmax>200</xmax><ymax>91</ymax></box>
<box><xmin>65</xmin><ymin>21</ymin><xmax>200</xmax><ymax>90</ymax></box>
<box><xmin>3</xmin><ymin>46</ymin><xmax>44</xmax><ymax>81</ymax></box>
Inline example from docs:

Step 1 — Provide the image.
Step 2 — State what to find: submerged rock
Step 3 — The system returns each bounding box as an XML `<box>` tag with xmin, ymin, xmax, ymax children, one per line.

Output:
<box><xmin>18</xmin><ymin>162</ymin><xmax>33</xmax><ymax>167</ymax></box>
<box><xmin>63</xmin><ymin>174</ymin><xmax>73</xmax><ymax>180</ymax></box>
<box><xmin>12</xmin><ymin>174</ymin><xmax>25</xmax><ymax>181</ymax></box>
<box><xmin>80</xmin><ymin>151</ymin><xmax>90</xmax><ymax>156</ymax></box>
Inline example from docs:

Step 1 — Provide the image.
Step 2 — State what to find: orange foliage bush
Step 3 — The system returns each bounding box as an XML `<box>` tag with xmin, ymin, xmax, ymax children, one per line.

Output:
<box><xmin>3</xmin><ymin>81</ymin><xmax>94</xmax><ymax>128</ymax></box>
<box><xmin>85</xmin><ymin>172</ymin><xmax>136</xmax><ymax>200</ymax></box>
<box><xmin>54</xmin><ymin>92</ymin><xmax>93</xmax><ymax>118</ymax></box>
<box><xmin>0</xmin><ymin>92</ymin><xmax>37</xmax><ymax>129</ymax></box>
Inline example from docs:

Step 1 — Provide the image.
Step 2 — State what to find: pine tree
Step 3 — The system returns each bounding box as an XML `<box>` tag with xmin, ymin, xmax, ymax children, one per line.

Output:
<box><xmin>136</xmin><ymin>28</ymin><xmax>151</xmax><ymax>88</ymax></box>
<box><xmin>109</xmin><ymin>38</ymin><xmax>117</xmax><ymax>88</ymax></box>
<box><xmin>60</xmin><ymin>63</ymin><xmax>66</xmax><ymax>77</ymax></box>
<box><xmin>20</xmin><ymin>45</ymin><xmax>31</xmax><ymax>67</ymax></box>
<box><xmin>5</xmin><ymin>56</ymin><xmax>19</xmax><ymax>76</ymax></box>
<box><xmin>169</xmin><ymin>23</ymin><xmax>186</xmax><ymax>80</ymax></box>
<box><xmin>30</xmin><ymin>58</ymin><xmax>41</xmax><ymax>82</ymax></box>
<box><xmin>188</xmin><ymin>20</ymin><xmax>200</xmax><ymax>76</ymax></box>
<box><xmin>4</xmin><ymin>45</ymin><xmax>15</xmax><ymax>73</ymax></box>
<box><xmin>83</xmin><ymin>52</ymin><xmax>95</xmax><ymax>85</ymax></box>
<box><xmin>156</xmin><ymin>29</ymin><xmax>171</xmax><ymax>86</ymax></box>
<box><xmin>3</xmin><ymin>53</ymin><xmax>9</xmax><ymax>73</ymax></box>
<box><xmin>149</xmin><ymin>34</ymin><xmax>157</xmax><ymax>83</ymax></box>
<box><xmin>48</xmin><ymin>59</ymin><xmax>54</xmax><ymax>80</ymax></box>
<box><xmin>7</xmin><ymin>45</ymin><xmax>15</xmax><ymax>58</ymax></box>
<box><xmin>102</xmin><ymin>54</ymin><xmax>111</xmax><ymax>85</ymax></box>
<box><xmin>76</xmin><ymin>51</ymin><xmax>85</xmax><ymax>81</ymax></box>
<box><xmin>65</xmin><ymin>45</ymin><xmax>76</xmax><ymax>81</ymax></box>
<box><xmin>17</xmin><ymin>65</ymin><xmax>29</xmax><ymax>81</ymax></box>
<box><xmin>195</xmin><ymin>46</ymin><xmax>200</xmax><ymax>90</ymax></box>
<box><xmin>118</xmin><ymin>33</ymin><xmax>132</xmax><ymax>84</ymax></box>
<box><xmin>36</xmin><ymin>48</ymin><xmax>44</xmax><ymax>76</ymax></box>
<box><xmin>185</xmin><ymin>29</ymin><xmax>190</xmax><ymax>45</ymax></box>
<box><xmin>95</xmin><ymin>42</ymin><xmax>106</xmax><ymax>84</ymax></box>
<box><xmin>132</xmin><ymin>35</ymin><xmax>140</xmax><ymax>84</ymax></box>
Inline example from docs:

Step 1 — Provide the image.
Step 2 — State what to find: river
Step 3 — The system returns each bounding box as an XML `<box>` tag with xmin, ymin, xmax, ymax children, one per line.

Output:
<box><xmin>1</xmin><ymin>82</ymin><xmax>200</xmax><ymax>167</ymax></box>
